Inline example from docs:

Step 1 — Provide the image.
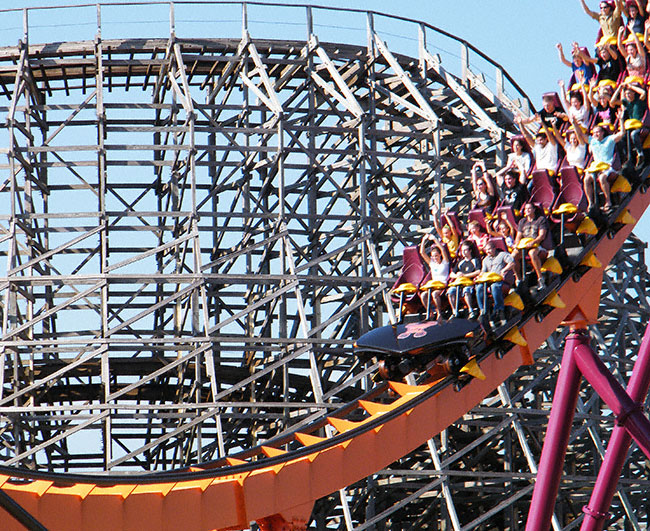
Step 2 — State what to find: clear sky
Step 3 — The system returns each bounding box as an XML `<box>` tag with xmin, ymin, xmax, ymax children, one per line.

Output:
<box><xmin>1</xmin><ymin>0</ymin><xmax>649</xmax><ymax>243</ymax></box>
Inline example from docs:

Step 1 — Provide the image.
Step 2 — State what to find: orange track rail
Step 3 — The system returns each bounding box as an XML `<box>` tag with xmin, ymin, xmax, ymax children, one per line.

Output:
<box><xmin>0</xmin><ymin>185</ymin><xmax>648</xmax><ymax>530</ymax></box>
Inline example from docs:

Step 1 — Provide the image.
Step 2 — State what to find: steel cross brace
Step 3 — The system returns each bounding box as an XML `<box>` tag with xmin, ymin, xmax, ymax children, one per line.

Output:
<box><xmin>526</xmin><ymin>324</ymin><xmax>650</xmax><ymax>531</ymax></box>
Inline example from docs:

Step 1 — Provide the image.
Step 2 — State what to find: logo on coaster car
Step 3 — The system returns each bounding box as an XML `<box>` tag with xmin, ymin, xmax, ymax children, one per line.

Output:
<box><xmin>397</xmin><ymin>321</ymin><xmax>438</xmax><ymax>339</ymax></box>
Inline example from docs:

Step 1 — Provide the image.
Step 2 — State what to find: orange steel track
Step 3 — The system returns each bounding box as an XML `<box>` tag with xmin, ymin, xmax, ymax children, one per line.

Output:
<box><xmin>0</xmin><ymin>187</ymin><xmax>647</xmax><ymax>530</ymax></box>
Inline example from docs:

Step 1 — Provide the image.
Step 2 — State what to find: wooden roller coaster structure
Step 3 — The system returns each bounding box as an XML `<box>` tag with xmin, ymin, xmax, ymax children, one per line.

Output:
<box><xmin>0</xmin><ymin>2</ymin><xmax>649</xmax><ymax>530</ymax></box>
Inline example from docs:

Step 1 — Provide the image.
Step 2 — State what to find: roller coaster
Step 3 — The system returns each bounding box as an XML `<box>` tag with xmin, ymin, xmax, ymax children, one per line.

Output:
<box><xmin>0</xmin><ymin>2</ymin><xmax>649</xmax><ymax>530</ymax></box>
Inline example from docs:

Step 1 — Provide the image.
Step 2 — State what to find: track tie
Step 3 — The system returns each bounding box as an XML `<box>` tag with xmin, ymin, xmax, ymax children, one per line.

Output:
<box><xmin>295</xmin><ymin>432</ymin><xmax>327</xmax><ymax>446</ymax></box>
<box><xmin>504</xmin><ymin>292</ymin><xmax>524</xmax><ymax>310</ymax></box>
<box><xmin>388</xmin><ymin>381</ymin><xmax>432</xmax><ymax>396</ymax></box>
<box><xmin>327</xmin><ymin>416</ymin><xmax>364</xmax><ymax>433</ymax></box>
<box><xmin>358</xmin><ymin>400</ymin><xmax>394</xmax><ymax>415</ymax></box>
<box><xmin>131</xmin><ymin>482</ymin><xmax>176</xmax><ymax>495</ymax></box>
<box><xmin>615</xmin><ymin>209</ymin><xmax>636</xmax><ymax>225</ymax></box>
<box><xmin>543</xmin><ymin>290</ymin><xmax>566</xmax><ymax>309</ymax></box>
<box><xmin>611</xmin><ymin>175</ymin><xmax>631</xmax><ymax>193</ymax></box>
<box><xmin>459</xmin><ymin>358</ymin><xmax>486</xmax><ymax>380</ymax></box>
<box><xmin>226</xmin><ymin>457</ymin><xmax>248</xmax><ymax>466</ymax></box>
<box><xmin>45</xmin><ymin>482</ymin><xmax>95</xmax><ymax>499</ymax></box>
<box><xmin>541</xmin><ymin>257</ymin><xmax>562</xmax><ymax>275</ymax></box>
<box><xmin>172</xmin><ymin>479</ymin><xmax>214</xmax><ymax>492</ymax></box>
<box><xmin>503</xmin><ymin>327</ymin><xmax>527</xmax><ymax>347</ymax></box>
<box><xmin>580</xmin><ymin>251</ymin><xmax>602</xmax><ymax>269</ymax></box>
<box><xmin>261</xmin><ymin>445</ymin><xmax>287</xmax><ymax>457</ymax></box>
<box><xmin>576</xmin><ymin>216</ymin><xmax>597</xmax><ymax>235</ymax></box>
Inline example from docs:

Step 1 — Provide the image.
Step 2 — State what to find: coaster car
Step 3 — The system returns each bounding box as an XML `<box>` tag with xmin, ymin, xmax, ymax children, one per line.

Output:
<box><xmin>354</xmin><ymin>317</ymin><xmax>486</xmax><ymax>382</ymax></box>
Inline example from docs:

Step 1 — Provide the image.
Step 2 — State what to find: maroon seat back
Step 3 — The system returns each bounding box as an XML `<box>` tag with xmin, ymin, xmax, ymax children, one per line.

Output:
<box><xmin>468</xmin><ymin>208</ymin><xmax>488</xmax><ymax>231</ymax></box>
<box><xmin>531</xmin><ymin>169</ymin><xmax>556</xmax><ymax>192</ymax></box>
<box><xmin>542</xmin><ymin>91</ymin><xmax>565</xmax><ymax>113</ymax></box>
<box><xmin>529</xmin><ymin>187</ymin><xmax>556</xmax><ymax>213</ymax></box>
<box><xmin>494</xmin><ymin>205</ymin><xmax>519</xmax><ymax>227</ymax></box>
<box><xmin>550</xmin><ymin>166</ymin><xmax>587</xmax><ymax>221</ymax></box>
<box><xmin>443</xmin><ymin>211</ymin><xmax>464</xmax><ymax>239</ymax></box>
<box><xmin>487</xmin><ymin>237</ymin><xmax>508</xmax><ymax>254</ymax></box>
<box><xmin>390</xmin><ymin>246</ymin><xmax>427</xmax><ymax>304</ymax></box>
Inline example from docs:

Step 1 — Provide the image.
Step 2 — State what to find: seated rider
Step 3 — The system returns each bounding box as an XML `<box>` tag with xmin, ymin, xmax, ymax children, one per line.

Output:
<box><xmin>519</xmin><ymin>93</ymin><xmax>566</xmax><ymax>130</ymax></box>
<box><xmin>583</xmin><ymin>37</ymin><xmax>621</xmax><ymax>83</ymax></box>
<box><xmin>516</xmin><ymin>117</ymin><xmax>560</xmax><ymax>176</ymax></box>
<box><xmin>512</xmin><ymin>203</ymin><xmax>550</xmax><ymax>289</ymax></box>
<box><xmin>487</xmin><ymin>211</ymin><xmax>518</xmax><ymax>251</ymax></box>
<box><xmin>496</xmin><ymin>136</ymin><xmax>533</xmax><ymax>182</ymax></box>
<box><xmin>476</xmin><ymin>240</ymin><xmax>515</xmax><ymax>325</ymax></box>
<box><xmin>556</xmin><ymin>42</ymin><xmax>596</xmax><ymax>84</ymax></box>
<box><xmin>495</xmin><ymin>168</ymin><xmax>529</xmax><ymax>212</ymax></box>
<box><xmin>431</xmin><ymin>202</ymin><xmax>460</xmax><ymax>258</ymax></box>
<box><xmin>551</xmin><ymin>115</ymin><xmax>588</xmax><ymax>171</ymax></box>
<box><xmin>584</xmin><ymin>111</ymin><xmax>626</xmax><ymax>212</ymax></box>
<box><xmin>419</xmin><ymin>233</ymin><xmax>451</xmax><ymax>320</ymax></box>
<box><xmin>471</xmin><ymin>161</ymin><xmax>497</xmax><ymax>211</ymax></box>
<box><xmin>623</xmin><ymin>0</ymin><xmax>646</xmax><ymax>35</ymax></box>
<box><xmin>617</xmin><ymin>26</ymin><xmax>646</xmax><ymax>77</ymax></box>
<box><xmin>611</xmin><ymin>76</ymin><xmax>646</xmax><ymax>170</ymax></box>
<box><xmin>589</xmin><ymin>79</ymin><xmax>618</xmax><ymax>125</ymax></box>
<box><xmin>447</xmin><ymin>241</ymin><xmax>481</xmax><ymax>319</ymax></box>
<box><xmin>467</xmin><ymin>220</ymin><xmax>489</xmax><ymax>253</ymax></box>
<box><xmin>579</xmin><ymin>0</ymin><xmax>624</xmax><ymax>41</ymax></box>
<box><xmin>558</xmin><ymin>77</ymin><xmax>591</xmax><ymax>130</ymax></box>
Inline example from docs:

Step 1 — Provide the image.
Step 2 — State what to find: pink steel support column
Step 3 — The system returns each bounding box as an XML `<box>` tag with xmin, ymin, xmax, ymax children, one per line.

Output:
<box><xmin>574</xmin><ymin>339</ymin><xmax>650</xmax><ymax>458</ymax></box>
<box><xmin>580</xmin><ymin>324</ymin><xmax>650</xmax><ymax>531</ymax></box>
<box><xmin>525</xmin><ymin>329</ymin><xmax>584</xmax><ymax>531</ymax></box>
<box><xmin>526</xmin><ymin>325</ymin><xmax>650</xmax><ymax>531</ymax></box>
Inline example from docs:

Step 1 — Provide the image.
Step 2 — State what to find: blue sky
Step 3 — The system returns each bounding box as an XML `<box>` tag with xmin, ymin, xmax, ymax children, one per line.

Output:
<box><xmin>1</xmin><ymin>0</ymin><xmax>649</xmax><ymax>242</ymax></box>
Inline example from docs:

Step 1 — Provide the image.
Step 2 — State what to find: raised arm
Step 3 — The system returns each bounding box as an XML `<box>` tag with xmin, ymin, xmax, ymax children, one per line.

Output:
<box><xmin>588</xmin><ymin>78</ymin><xmax>600</xmax><ymax>107</ymax></box>
<box><xmin>621</xmin><ymin>0</ymin><xmax>631</xmax><ymax>17</ymax></box>
<box><xmin>617</xmin><ymin>25</ymin><xmax>626</xmax><ymax>56</ymax></box>
<box><xmin>495</xmin><ymin>156</ymin><xmax>515</xmax><ymax>182</ymax></box>
<box><xmin>486</xmin><ymin>219</ymin><xmax>499</xmax><ymax>237</ymax></box>
<box><xmin>609</xmin><ymin>81</ymin><xmax>625</xmax><ymax>106</ymax></box>
<box><xmin>604</xmin><ymin>41</ymin><xmax>619</xmax><ymax>60</ymax></box>
<box><xmin>632</xmin><ymin>28</ymin><xmax>647</xmax><ymax>57</ymax></box>
<box><xmin>419</xmin><ymin>234</ymin><xmax>432</xmax><ymax>266</ymax></box>
<box><xmin>550</xmin><ymin>121</ymin><xmax>566</xmax><ymax>150</ymax></box>
<box><xmin>558</xmin><ymin>79</ymin><xmax>569</xmax><ymax>106</ymax></box>
<box><xmin>439</xmin><ymin>238</ymin><xmax>450</xmax><ymax>264</ymax></box>
<box><xmin>636</xmin><ymin>0</ymin><xmax>646</xmax><ymax>17</ymax></box>
<box><xmin>612</xmin><ymin>106</ymin><xmax>627</xmax><ymax>142</ymax></box>
<box><xmin>541</xmin><ymin>122</ymin><xmax>557</xmax><ymax>146</ymax></box>
<box><xmin>579</xmin><ymin>0</ymin><xmax>600</xmax><ymax>19</ymax></box>
<box><xmin>479</xmin><ymin>161</ymin><xmax>496</xmax><ymax>197</ymax></box>
<box><xmin>570</xmin><ymin>114</ymin><xmax>588</xmax><ymax>145</ymax></box>
<box><xmin>627</xmin><ymin>81</ymin><xmax>647</xmax><ymax>99</ymax></box>
<box><xmin>470</xmin><ymin>163</ymin><xmax>481</xmax><ymax>197</ymax></box>
<box><xmin>514</xmin><ymin>115</ymin><xmax>535</xmax><ymax>149</ymax></box>
<box><xmin>443</xmin><ymin>212</ymin><xmax>460</xmax><ymax>239</ymax></box>
<box><xmin>578</xmin><ymin>47</ymin><xmax>599</xmax><ymax>66</ymax></box>
<box><xmin>430</xmin><ymin>202</ymin><xmax>444</xmax><ymax>239</ymax></box>
<box><xmin>555</xmin><ymin>43</ymin><xmax>573</xmax><ymax>68</ymax></box>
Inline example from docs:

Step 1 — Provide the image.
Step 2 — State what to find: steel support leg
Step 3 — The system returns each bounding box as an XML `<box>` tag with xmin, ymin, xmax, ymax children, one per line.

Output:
<box><xmin>525</xmin><ymin>329</ymin><xmax>584</xmax><ymax>531</ymax></box>
<box><xmin>580</xmin><ymin>323</ymin><xmax>650</xmax><ymax>530</ymax></box>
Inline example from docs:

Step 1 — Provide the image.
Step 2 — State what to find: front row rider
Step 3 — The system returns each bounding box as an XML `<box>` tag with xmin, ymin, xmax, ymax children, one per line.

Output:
<box><xmin>476</xmin><ymin>240</ymin><xmax>515</xmax><ymax>325</ymax></box>
<box><xmin>419</xmin><ymin>233</ymin><xmax>451</xmax><ymax>320</ymax></box>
